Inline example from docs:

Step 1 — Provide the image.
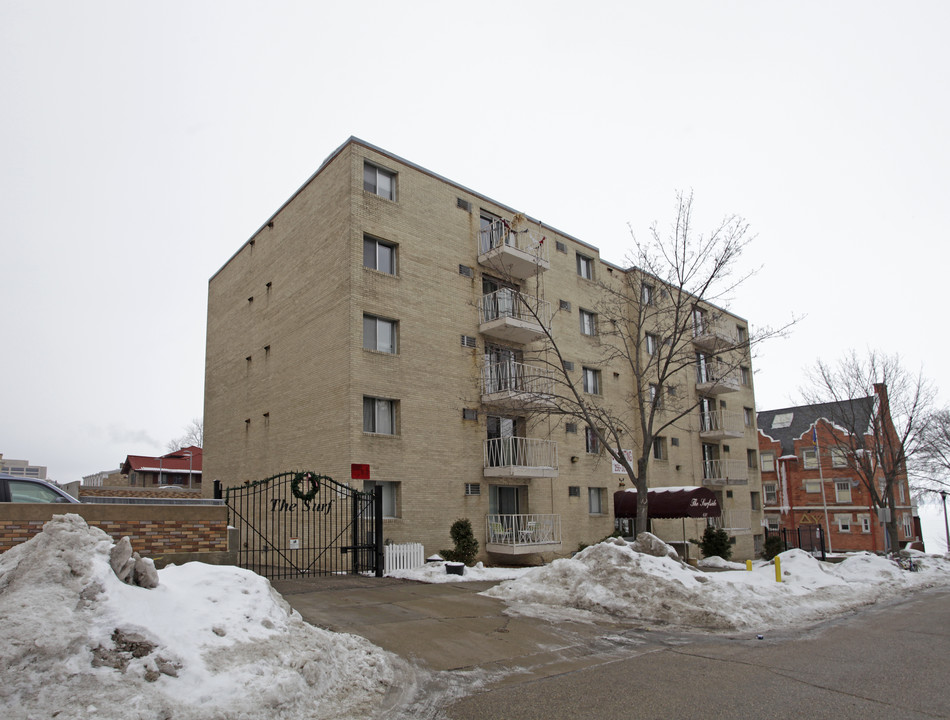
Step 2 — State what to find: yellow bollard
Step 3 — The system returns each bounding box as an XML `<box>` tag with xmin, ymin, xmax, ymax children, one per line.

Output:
<box><xmin>746</xmin><ymin>560</ymin><xmax>752</xmax><ymax>571</ymax></box>
<box><xmin>774</xmin><ymin>556</ymin><xmax>782</xmax><ymax>582</ymax></box>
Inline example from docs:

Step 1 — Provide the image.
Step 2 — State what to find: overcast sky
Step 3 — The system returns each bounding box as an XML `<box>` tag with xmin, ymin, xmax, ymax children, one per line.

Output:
<box><xmin>2</xmin><ymin>1</ymin><xmax>948</xmax><ymax>547</ymax></box>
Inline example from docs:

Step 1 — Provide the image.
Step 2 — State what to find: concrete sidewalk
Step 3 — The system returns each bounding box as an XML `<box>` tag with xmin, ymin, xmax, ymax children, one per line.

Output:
<box><xmin>271</xmin><ymin>575</ymin><xmax>664</xmax><ymax>681</ymax></box>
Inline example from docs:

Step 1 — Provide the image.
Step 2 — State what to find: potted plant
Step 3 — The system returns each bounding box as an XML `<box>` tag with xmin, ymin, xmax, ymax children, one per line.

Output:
<box><xmin>440</xmin><ymin>518</ymin><xmax>479</xmax><ymax>575</ymax></box>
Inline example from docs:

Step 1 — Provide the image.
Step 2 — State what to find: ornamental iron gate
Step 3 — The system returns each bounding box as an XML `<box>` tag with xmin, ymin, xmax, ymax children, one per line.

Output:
<box><xmin>224</xmin><ymin>471</ymin><xmax>383</xmax><ymax>579</ymax></box>
<box><xmin>765</xmin><ymin>525</ymin><xmax>826</xmax><ymax>561</ymax></box>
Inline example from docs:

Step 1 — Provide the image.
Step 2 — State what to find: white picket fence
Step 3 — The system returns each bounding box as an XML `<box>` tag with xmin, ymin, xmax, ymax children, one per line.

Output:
<box><xmin>384</xmin><ymin>542</ymin><xmax>425</xmax><ymax>574</ymax></box>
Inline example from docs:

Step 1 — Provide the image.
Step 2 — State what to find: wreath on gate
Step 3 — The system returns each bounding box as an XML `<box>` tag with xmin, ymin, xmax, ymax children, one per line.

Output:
<box><xmin>291</xmin><ymin>472</ymin><xmax>320</xmax><ymax>502</ymax></box>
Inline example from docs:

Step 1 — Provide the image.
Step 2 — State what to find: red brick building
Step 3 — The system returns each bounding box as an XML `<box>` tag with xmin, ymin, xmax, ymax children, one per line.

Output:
<box><xmin>120</xmin><ymin>446</ymin><xmax>203</xmax><ymax>489</ymax></box>
<box><xmin>757</xmin><ymin>388</ymin><xmax>918</xmax><ymax>553</ymax></box>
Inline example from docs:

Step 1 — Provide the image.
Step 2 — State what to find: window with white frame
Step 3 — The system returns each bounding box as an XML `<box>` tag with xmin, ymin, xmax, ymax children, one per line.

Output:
<box><xmin>836</xmin><ymin>513</ymin><xmax>852</xmax><ymax>532</ymax></box>
<box><xmin>831</xmin><ymin>447</ymin><xmax>848</xmax><ymax>468</ymax></box>
<box><xmin>588</xmin><ymin>487</ymin><xmax>604</xmax><ymax>514</ymax></box>
<box><xmin>899</xmin><ymin>482</ymin><xmax>906</xmax><ymax>504</ymax></box>
<box><xmin>645</xmin><ymin>333</ymin><xmax>659</xmax><ymax>356</ymax></box>
<box><xmin>641</xmin><ymin>283</ymin><xmax>654</xmax><ymax>305</ymax></box>
<box><xmin>803</xmin><ymin>449</ymin><xmax>818</xmax><ymax>469</ymax></box>
<box><xmin>835</xmin><ymin>480</ymin><xmax>852</xmax><ymax>503</ymax></box>
<box><xmin>804</xmin><ymin>480</ymin><xmax>822</xmax><ymax>493</ymax></box>
<box><xmin>364</xmin><ymin>480</ymin><xmax>398</xmax><ymax>517</ymax></box>
<box><xmin>579</xmin><ymin>308</ymin><xmax>597</xmax><ymax>336</ymax></box>
<box><xmin>585</xmin><ymin>426</ymin><xmax>601</xmax><ymax>454</ymax></box>
<box><xmin>760</xmin><ymin>452</ymin><xmax>775</xmax><ymax>472</ymax></box>
<box><xmin>765</xmin><ymin>516</ymin><xmax>780</xmax><ymax>532</ymax></box>
<box><xmin>362</xmin><ymin>315</ymin><xmax>397</xmax><ymax>354</ymax></box>
<box><xmin>363</xmin><ymin>235</ymin><xmax>396</xmax><ymax>274</ymax></box>
<box><xmin>764</xmin><ymin>482</ymin><xmax>777</xmax><ymax>505</ymax></box>
<box><xmin>649</xmin><ymin>383</ymin><xmax>661</xmax><ymax>407</ymax></box>
<box><xmin>902</xmin><ymin>513</ymin><xmax>913</xmax><ymax>538</ymax></box>
<box><xmin>582</xmin><ymin>367</ymin><xmax>601</xmax><ymax>394</ymax></box>
<box><xmin>363</xmin><ymin>162</ymin><xmax>395</xmax><ymax>200</ymax></box>
<box><xmin>860</xmin><ymin>514</ymin><xmax>871</xmax><ymax>533</ymax></box>
<box><xmin>576</xmin><ymin>253</ymin><xmax>594</xmax><ymax>280</ymax></box>
<box><xmin>363</xmin><ymin>397</ymin><xmax>396</xmax><ymax>435</ymax></box>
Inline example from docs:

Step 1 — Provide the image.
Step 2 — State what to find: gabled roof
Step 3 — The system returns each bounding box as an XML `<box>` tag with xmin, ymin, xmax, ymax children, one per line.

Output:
<box><xmin>121</xmin><ymin>446</ymin><xmax>203</xmax><ymax>474</ymax></box>
<box><xmin>757</xmin><ymin>398</ymin><xmax>875</xmax><ymax>456</ymax></box>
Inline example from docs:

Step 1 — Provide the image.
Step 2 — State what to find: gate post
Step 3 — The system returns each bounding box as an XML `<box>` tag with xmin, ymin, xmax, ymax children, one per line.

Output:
<box><xmin>374</xmin><ymin>485</ymin><xmax>384</xmax><ymax>578</ymax></box>
<box><xmin>352</xmin><ymin>489</ymin><xmax>361</xmax><ymax>575</ymax></box>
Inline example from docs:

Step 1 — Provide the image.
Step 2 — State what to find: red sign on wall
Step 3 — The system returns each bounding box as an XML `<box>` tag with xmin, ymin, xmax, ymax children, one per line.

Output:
<box><xmin>351</xmin><ymin>463</ymin><xmax>370</xmax><ymax>480</ymax></box>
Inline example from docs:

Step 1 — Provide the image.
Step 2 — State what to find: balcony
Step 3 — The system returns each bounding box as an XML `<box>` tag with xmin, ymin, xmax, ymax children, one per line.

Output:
<box><xmin>713</xmin><ymin>510</ymin><xmax>753</xmax><ymax>532</ymax></box>
<box><xmin>481</xmin><ymin>360</ymin><xmax>555</xmax><ymax>410</ymax></box>
<box><xmin>484</xmin><ymin>437</ymin><xmax>558</xmax><ymax>478</ymax></box>
<box><xmin>699</xmin><ymin>410</ymin><xmax>744</xmax><ymax>440</ymax></box>
<box><xmin>486</xmin><ymin>513</ymin><xmax>562</xmax><ymax>555</ymax></box>
<box><xmin>692</xmin><ymin>320</ymin><xmax>738</xmax><ymax>353</ymax></box>
<box><xmin>696</xmin><ymin>363</ymin><xmax>740</xmax><ymax>395</ymax></box>
<box><xmin>479</xmin><ymin>289</ymin><xmax>550</xmax><ymax>344</ymax></box>
<box><xmin>478</xmin><ymin>219</ymin><xmax>550</xmax><ymax>279</ymax></box>
<box><xmin>702</xmin><ymin>459</ymin><xmax>749</xmax><ymax>486</ymax></box>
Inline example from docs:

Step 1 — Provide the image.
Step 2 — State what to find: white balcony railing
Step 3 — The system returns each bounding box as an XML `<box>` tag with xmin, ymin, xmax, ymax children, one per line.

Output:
<box><xmin>486</xmin><ymin>514</ymin><xmax>561</xmax><ymax>548</ymax></box>
<box><xmin>483</xmin><ymin>437</ymin><xmax>558</xmax><ymax>476</ymax></box>
<box><xmin>692</xmin><ymin>320</ymin><xmax>738</xmax><ymax>352</ymax></box>
<box><xmin>696</xmin><ymin>363</ymin><xmax>740</xmax><ymax>394</ymax></box>
<box><xmin>478</xmin><ymin>219</ymin><xmax>549</xmax><ymax>279</ymax></box>
<box><xmin>715</xmin><ymin>510</ymin><xmax>753</xmax><ymax>531</ymax></box>
<box><xmin>699</xmin><ymin>410</ymin><xmax>744</xmax><ymax>437</ymax></box>
<box><xmin>702</xmin><ymin>459</ymin><xmax>749</xmax><ymax>485</ymax></box>
<box><xmin>479</xmin><ymin>289</ymin><xmax>550</xmax><ymax>327</ymax></box>
<box><xmin>481</xmin><ymin>360</ymin><xmax>555</xmax><ymax>401</ymax></box>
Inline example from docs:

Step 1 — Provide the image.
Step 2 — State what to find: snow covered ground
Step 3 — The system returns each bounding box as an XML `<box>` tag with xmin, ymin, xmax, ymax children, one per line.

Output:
<box><xmin>4</xmin><ymin>519</ymin><xmax>949</xmax><ymax>720</ymax></box>
<box><xmin>0</xmin><ymin>515</ymin><xmax>415</xmax><ymax>720</ymax></box>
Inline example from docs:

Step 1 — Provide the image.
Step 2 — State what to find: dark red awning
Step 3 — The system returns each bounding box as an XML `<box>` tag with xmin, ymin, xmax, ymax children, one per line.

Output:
<box><xmin>613</xmin><ymin>486</ymin><xmax>721</xmax><ymax>519</ymax></box>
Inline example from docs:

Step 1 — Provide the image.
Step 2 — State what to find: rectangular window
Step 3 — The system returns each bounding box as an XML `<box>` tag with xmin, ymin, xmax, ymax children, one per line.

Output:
<box><xmin>363</xmin><ymin>315</ymin><xmax>397</xmax><ymax>354</ymax></box>
<box><xmin>462</xmin><ymin>408</ymin><xmax>478</xmax><ymax>421</ymax></box>
<box><xmin>563</xmin><ymin>360</ymin><xmax>575</xmax><ymax>372</ymax></box>
<box><xmin>649</xmin><ymin>383</ymin><xmax>661</xmax><ymax>407</ymax></box>
<box><xmin>744</xmin><ymin>407</ymin><xmax>754</xmax><ymax>427</ymax></box>
<box><xmin>836</xmin><ymin>514</ymin><xmax>851</xmax><ymax>533</ymax></box>
<box><xmin>363</xmin><ymin>235</ymin><xmax>396</xmax><ymax>275</ymax></box>
<box><xmin>736</xmin><ymin>325</ymin><xmax>748</xmax><ymax>344</ymax></box>
<box><xmin>363</xmin><ymin>162</ymin><xmax>395</xmax><ymax>200</ymax></box>
<box><xmin>465</xmin><ymin>483</ymin><xmax>481</xmax><ymax>496</ymax></box>
<box><xmin>902</xmin><ymin>513</ymin><xmax>913</xmax><ymax>538</ymax></box>
<box><xmin>803</xmin><ymin>449</ymin><xmax>818</xmax><ymax>469</ymax></box>
<box><xmin>835</xmin><ymin>480</ymin><xmax>852</xmax><ymax>503</ymax></box>
<box><xmin>750</xmin><ymin>492</ymin><xmax>761</xmax><ymax>511</ymax></box>
<box><xmin>747</xmin><ymin>449</ymin><xmax>758</xmax><ymax>469</ymax></box>
<box><xmin>588</xmin><ymin>487</ymin><xmax>604</xmax><ymax>514</ymax></box>
<box><xmin>579</xmin><ymin>309</ymin><xmax>597</xmax><ymax>336</ymax></box>
<box><xmin>804</xmin><ymin>480</ymin><xmax>822</xmax><ymax>494</ymax></box>
<box><xmin>739</xmin><ymin>366</ymin><xmax>751</xmax><ymax>386</ymax></box>
<box><xmin>565</xmin><ymin>422</ymin><xmax>578</xmax><ymax>434</ymax></box>
<box><xmin>652</xmin><ymin>436</ymin><xmax>667</xmax><ymax>461</ymax></box>
<box><xmin>766</xmin><ymin>516</ymin><xmax>780</xmax><ymax>532</ymax></box>
<box><xmin>764</xmin><ymin>483</ymin><xmax>778</xmax><ymax>505</ymax></box>
<box><xmin>461</xmin><ymin>335</ymin><xmax>477</xmax><ymax>348</ymax></box>
<box><xmin>459</xmin><ymin>264</ymin><xmax>474</xmax><ymax>277</ymax></box>
<box><xmin>582</xmin><ymin>367</ymin><xmax>601</xmax><ymax>394</ymax></box>
<box><xmin>364</xmin><ymin>480</ymin><xmax>398</xmax><ymax>517</ymax></box>
<box><xmin>860</xmin><ymin>515</ymin><xmax>871</xmax><ymax>533</ymax></box>
<box><xmin>585</xmin><ymin>426</ymin><xmax>601</xmax><ymax>454</ymax></box>
<box><xmin>641</xmin><ymin>283</ymin><xmax>654</xmax><ymax>305</ymax></box>
<box><xmin>556</xmin><ymin>240</ymin><xmax>567</xmax><ymax>253</ymax></box>
<box><xmin>899</xmin><ymin>482</ymin><xmax>906</xmax><ymax>504</ymax></box>
<box><xmin>831</xmin><ymin>447</ymin><xmax>848</xmax><ymax>467</ymax></box>
<box><xmin>568</xmin><ymin>485</ymin><xmax>581</xmax><ymax>497</ymax></box>
<box><xmin>559</xmin><ymin>299</ymin><xmax>572</xmax><ymax>312</ymax></box>
<box><xmin>576</xmin><ymin>253</ymin><xmax>594</xmax><ymax>280</ymax></box>
<box><xmin>363</xmin><ymin>397</ymin><xmax>396</xmax><ymax>435</ymax></box>
<box><xmin>645</xmin><ymin>333</ymin><xmax>659</xmax><ymax>356</ymax></box>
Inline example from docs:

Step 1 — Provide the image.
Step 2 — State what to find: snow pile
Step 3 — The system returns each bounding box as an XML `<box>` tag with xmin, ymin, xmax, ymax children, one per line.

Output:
<box><xmin>386</xmin><ymin>560</ymin><xmax>531</xmax><ymax>584</ymax></box>
<box><xmin>0</xmin><ymin>514</ymin><xmax>411</xmax><ymax>720</ymax></box>
<box><xmin>485</xmin><ymin>541</ymin><xmax>950</xmax><ymax>632</ymax></box>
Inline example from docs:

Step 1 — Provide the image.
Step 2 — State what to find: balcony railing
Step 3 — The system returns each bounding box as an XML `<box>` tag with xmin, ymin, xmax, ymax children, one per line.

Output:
<box><xmin>695</xmin><ymin>363</ymin><xmax>740</xmax><ymax>395</ymax></box>
<box><xmin>479</xmin><ymin>289</ymin><xmax>550</xmax><ymax>344</ymax></box>
<box><xmin>481</xmin><ymin>360</ymin><xmax>555</xmax><ymax>408</ymax></box>
<box><xmin>478</xmin><ymin>219</ymin><xmax>550</xmax><ymax>279</ymax></box>
<box><xmin>692</xmin><ymin>320</ymin><xmax>738</xmax><ymax>352</ymax></box>
<box><xmin>699</xmin><ymin>410</ymin><xmax>744</xmax><ymax>439</ymax></box>
<box><xmin>483</xmin><ymin>437</ymin><xmax>558</xmax><ymax>478</ymax></box>
<box><xmin>713</xmin><ymin>510</ymin><xmax>753</xmax><ymax>531</ymax></box>
<box><xmin>486</xmin><ymin>513</ymin><xmax>561</xmax><ymax>554</ymax></box>
<box><xmin>702</xmin><ymin>459</ymin><xmax>749</xmax><ymax>485</ymax></box>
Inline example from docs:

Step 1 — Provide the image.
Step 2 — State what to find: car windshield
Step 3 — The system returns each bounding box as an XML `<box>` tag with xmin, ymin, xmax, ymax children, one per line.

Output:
<box><xmin>9</xmin><ymin>480</ymin><xmax>72</xmax><ymax>503</ymax></box>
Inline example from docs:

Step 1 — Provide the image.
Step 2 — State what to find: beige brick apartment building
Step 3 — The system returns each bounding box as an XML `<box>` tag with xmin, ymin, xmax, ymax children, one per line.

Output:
<box><xmin>204</xmin><ymin>137</ymin><xmax>764</xmax><ymax>562</ymax></box>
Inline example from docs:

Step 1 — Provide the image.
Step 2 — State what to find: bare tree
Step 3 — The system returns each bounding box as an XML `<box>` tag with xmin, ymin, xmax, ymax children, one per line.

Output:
<box><xmin>166</xmin><ymin>417</ymin><xmax>204</xmax><ymax>452</ymax></box>
<box><xmin>916</xmin><ymin>408</ymin><xmax>950</xmax><ymax>496</ymax></box>
<box><xmin>496</xmin><ymin>191</ymin><xmax>792</xmax><ymax>534</ymax></box>
<box><xmin>801</xmin><ymin>351</ymin><xmax>935</xmax><ymax>552</ymax></box>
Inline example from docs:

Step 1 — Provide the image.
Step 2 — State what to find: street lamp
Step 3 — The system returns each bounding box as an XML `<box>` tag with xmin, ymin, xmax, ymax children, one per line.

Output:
<box><xmin>941</xmin><ymin>490</ymin><xmax>949</xmax><ymax>553</ymax></box>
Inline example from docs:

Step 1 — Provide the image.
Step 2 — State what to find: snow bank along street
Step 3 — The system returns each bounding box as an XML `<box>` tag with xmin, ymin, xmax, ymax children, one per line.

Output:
<box><xmin>0</xmin><ymin>515</ymin><xmax>415</xmax><ymax>720</ymax></box>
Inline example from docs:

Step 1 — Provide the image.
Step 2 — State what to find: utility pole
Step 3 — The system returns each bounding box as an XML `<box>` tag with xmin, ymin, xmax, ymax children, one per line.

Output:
<box><xmin>941</xmin><ymin>490</ymin><xmax>949</xmax><ymax>553</ymax></box>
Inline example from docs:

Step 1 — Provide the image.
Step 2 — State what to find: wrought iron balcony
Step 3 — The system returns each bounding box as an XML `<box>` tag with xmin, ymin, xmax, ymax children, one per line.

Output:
<box><xmin>699</xmin><ymin>410</ymin><xmax>745</xmax><ymax>439</ymax></box>
<box><xmin>479</xmin><ymin>289</ymin><xmax>550</xmax><ymax>344</ymax></box>
<box><xmin>695</xmin><ymin>363</ymin><xmax>740</xmax><ymax>395</ymax></box>
<box><xmin>486</xmin><ymin>513</ymin><xmax>562</xmax><ymax>555</ymax></box>
<box><xmin>483</xmin><ymin>437</ymin><xmax>558</xmax><ymax>478</ymax></box>
<box><xmin>702</xmin><ymin>459</ymin><xmax>749</xmax><ymax>486</ymax></box>
<box><xmin>480</xmin><ymin>360</ymin><xmax>555</xmax><ymax>409</ymax></box>
<box><xmin>477</xmin><ymin>219</ymin><xmax>550</xmax><ymax>279</ymax></box>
